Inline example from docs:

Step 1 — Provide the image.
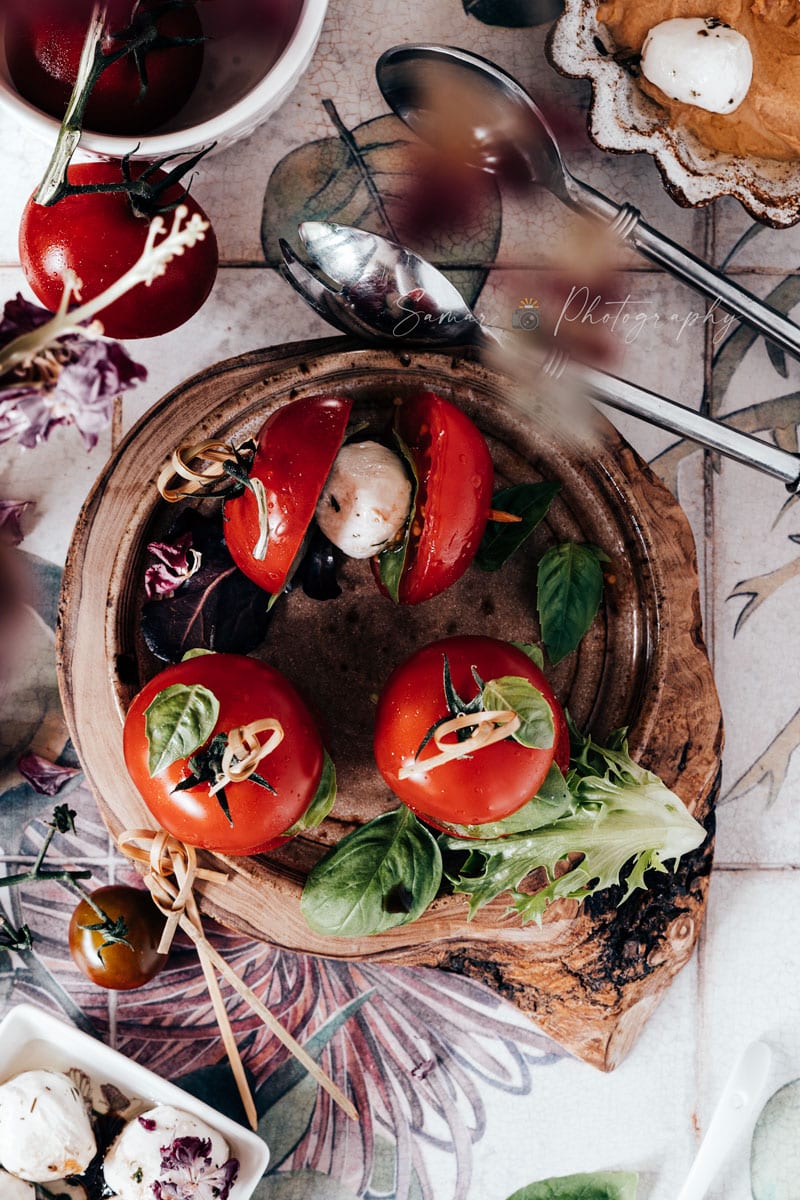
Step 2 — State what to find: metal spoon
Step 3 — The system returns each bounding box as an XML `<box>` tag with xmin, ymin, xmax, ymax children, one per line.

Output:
<box><xmin>281</xmin><ymin>221</ymin><xmax>800</xmax><ymax>491</ymax></box>
<box><xmin>376</xmin><ymin>44</ymin><xmax>800</xmax><ymax>365</ymax></box>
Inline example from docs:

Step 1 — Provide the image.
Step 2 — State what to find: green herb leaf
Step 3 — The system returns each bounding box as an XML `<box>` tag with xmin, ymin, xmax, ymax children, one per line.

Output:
<box><xmin>476</xmin><ymin>482</ymin><xmax>560</xmax><ymax>571</ymax></box>
<box><xmin>181</xmin><ymin>648</ymin><xmax>214</xmax><ymax>661</ymax></box>
<box><xmin>446</xmin><ymin>730</ymin><xmax>706</xmax><ymax>923</ymax></box>
<box><xmin>482</xmin><ymin>675</ymin><xmax>555</xmax><ymax>750</ymax></box>
<box><xmin>505</xmin><ymin>1171</ymin><xmax>639</xmax><ymax>1200</ymax></box>
<box><xmin>376</xmin><ymin>425</ymin><xmax>418</xmax><ymax>604</ymax></box>
<box><xmin>511</xmin><ymin>642</ymin><xmax>545</xmax><ymax>669</ymax></box>
<box><xmin>144</xmin><ymin>683</ymin><xmax>219</xmax><ymax>776</ymax></box>
<box><xmin>436</xmin><ymin>764</ymin><xmax>573</xmax><ymax>840</ymax></box>
<box><xmin>301</xmin><ymin>807</ymin><xmax>442</xmax><ymax>938</ymax></box>
<box><xmin>537</xmin><ymin>543</ymin><xmax>610</xmax><ymax>664</ymax></box>
<box><xmin>283</xmin><ymin>750</ymin><xmax>337</xmax><ymax>836</ymax></box>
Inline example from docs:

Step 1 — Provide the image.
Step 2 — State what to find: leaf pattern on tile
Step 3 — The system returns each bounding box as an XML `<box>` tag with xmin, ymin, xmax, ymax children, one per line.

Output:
<box><xmin>462</xmin><ymin>0</ymin><xmax>564</xmax><ymax>26</ymax></box>
<box><xmin>721</xmin><ymin>706</ymin><xmax>800</xmax><ymax>809</ymax></box>
<box><xmin>728</xmin><ymin>549</ymin><xmax>800</xmax><ymax>635</ymax></box>
<box><xmin>261</xmin><ymin>101</ymin><xmax>502</xmax><ymax>306</ymax></box>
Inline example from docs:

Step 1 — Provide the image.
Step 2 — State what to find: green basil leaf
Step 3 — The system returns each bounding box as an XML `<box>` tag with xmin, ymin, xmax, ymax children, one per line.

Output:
<box><xmin>181</xmin><ymin>648</ymin><xmax>214</xmax><ymax>661</ymax></box>
<box><xmin>435</xmin><ymin>764</ymin><xmax>573</xmax><ymax>840</ymax></box>
<box><xmin>505</xmin><ymin>1171</ymin><xmax>639</xmax><ymax>1200</ymax></box>
<box><xmin>511</xmin><ymin>641</ymin><xmax>545</xmax><ymax>669</ymax></box>
<box><xmin>482</xmin><ymin>675</ymin><xmax>555</xmax><ymax>750</ymax></box>
<box><xmin>376</xmin><ymin>425</ymin><xmax>418</xmax><ymax>604</ymax></box>
<box><xmin>144</xmin><ymin>683</ymin><xmax>219</xmax><ymax>776</ymax></box>
<box><xmin>301</xmin><ymin>807</ymin><xmax>441</xmax><ymax>938</ymax></box>
<box><xmin>537</xmin><ymin>543</ymin><xmax>610</xmax><ymax>664</ymax></box>
<box><xmin>283</xmin><ymin>750</ymin><xmax>337</xmax><ymax>836</ymax></box>
<box><xmin>476</xmin><ymin>481</ymin><xmax>560</xmax><ymax>572</ymax></box>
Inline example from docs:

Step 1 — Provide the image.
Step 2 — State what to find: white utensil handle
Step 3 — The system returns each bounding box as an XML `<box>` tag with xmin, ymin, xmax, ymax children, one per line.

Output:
<box><xmin>676</xmin><ymin>1041</ymin><xmax>772</xmax><ymax>1200</ymax></box>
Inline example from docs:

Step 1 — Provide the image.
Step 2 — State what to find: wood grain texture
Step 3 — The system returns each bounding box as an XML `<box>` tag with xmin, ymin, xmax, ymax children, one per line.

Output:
<box><xmin>56</xmin><ymin>340</ymin><xmax>722</xmax><ymax>1071</ymax></box>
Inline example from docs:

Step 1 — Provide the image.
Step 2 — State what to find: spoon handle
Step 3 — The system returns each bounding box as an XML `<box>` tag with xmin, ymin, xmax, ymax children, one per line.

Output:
<box><xmin>569</xmin><ymin>178</ymin><xmax>800</xmax><ymax>363</ymax></box>
<box><xmin>675</xmin><ymin>1041</ymin><xmax>772</xmax><ymax>1200</ymax></box>
<box><xmin>574</xmin><ymin>361</ymin><xmax>800</xmax><ymax>490</ymax></box>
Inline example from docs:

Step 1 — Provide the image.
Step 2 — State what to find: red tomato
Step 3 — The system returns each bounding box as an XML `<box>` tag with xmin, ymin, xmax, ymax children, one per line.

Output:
<box><xmin>374</xmin><ymin>391</ymin><xmax>494</xmax><ymax>604</ymax></box>
<box><xmin>19</xmin><ymin>161</ymin><xmax>218</xmax><ymax>339</ymax></box>
<box><xmin>69</xmin><ymin>885</ymin><xmax>167</xmax><ymax>991</ymax></box>
<box><xmin>5</xmin><ymin>0</ymin><xmax>204</xmax><ymax>135</ymax></box>
<box><xmin>224</xmin><ymin>395</ymin><xmax>353</xmax><ymax>595</ymax></box>
<box><xmin>374</xmin><ymin>636</ymin><xmax>568</xmax><ymax>826</ymax></box>
<box><xmin>123</xmin><ymin>653</ymin><xmax>325</xmax><ymax>855</ymax></box>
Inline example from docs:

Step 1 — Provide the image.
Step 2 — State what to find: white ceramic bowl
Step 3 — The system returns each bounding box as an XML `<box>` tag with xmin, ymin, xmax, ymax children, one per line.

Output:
<box><xmin>0</xmin><ymin>1003</ymin><xmax>270</xmax><ymax>1198</ymax></box>
<box><xmin>547</xmin><ymin>0</ymin><xmax>800</xmax><ymax>227</ymax></box>
<box><xmin>0</xmin><ymin>0</ymin><xmax>328</xmax><ymax>159</ymax></box>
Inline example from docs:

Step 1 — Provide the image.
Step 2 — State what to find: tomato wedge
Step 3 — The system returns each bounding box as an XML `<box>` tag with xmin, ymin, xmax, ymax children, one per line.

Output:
<box><xmin>375</xmin><ymin>391</ymin><xmax>494</xmax><ymax>604</ymax></box>
<box><xmin>224</xmin><ymin>394</ymin><xmax>352</xmax><ymax>595</ymax></box>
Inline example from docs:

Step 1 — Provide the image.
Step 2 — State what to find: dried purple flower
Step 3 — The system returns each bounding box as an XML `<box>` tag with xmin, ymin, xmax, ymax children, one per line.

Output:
<box><xmin>0</xmin><ymin>498</ymin><xmax>33</xmax><ymax>546</ymax></box>
<box><xmin>138</xmin><ymin>1116</ymin><xmax>158</xmax><ymax>1131</ymax></box>
<box><xmin>17</xmin><ymin>752</ymin><xmax>81</xmax><ymax>796</ymax></box>
<box><xmin>151</xmin><ymin>1136</ymin><xmax>239</xmax><ymax>1200</ymax></box>
<box><xmin>0</xmin><ymin>295</ymin><xmax>147</xmax><ymax>451</ymax></box>
<box><xmin>144</xmin><ymin>533</ymin><xmax>202</xmax><ymax>600</ymax></box>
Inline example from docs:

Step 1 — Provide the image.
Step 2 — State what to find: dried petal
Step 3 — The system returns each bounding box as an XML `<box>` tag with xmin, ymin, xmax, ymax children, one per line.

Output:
<box><xmin>0</xmin><ymin>499</ymin><xmax>33</xmax><ymax>545</ymax></box>
<box><xmin>152</xmin><ymin>1136</ymin><xmax>239</xmax><ymax>1200</ymax></box>
<box><xmin>17</xmin><ymin>752</ymin><xmax>81</xmax><ymax>795</ymax></box>
<box><xmin>144</xmin><ymin>533</ymin><xmax>199</xmax><ymax>600</ymax></box>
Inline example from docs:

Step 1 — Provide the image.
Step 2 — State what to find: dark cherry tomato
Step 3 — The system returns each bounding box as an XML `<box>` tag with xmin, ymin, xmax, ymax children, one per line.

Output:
<box><xmin>374</xmin><ymin>636</ymin><xmax>568</xmax><ymax>826</ymax></box>
<box><xmin>123</xmin><ymin>652</ymin><xmax>325</xmax><ymax>855</ymax></box>
<box><xmin>374</xmin><ymin>391</ymin><xmax>494</xmax><ymax>604</ymax></box>
<box><xmin>224</xmin><ymin>395</ymin><xmax>353</xmax><ymax>595</ymax></box>
<box><xmin>68</xmin><ymin>885</ymin><xmax>166</xmax><ymax>991</ymax></box>
<box><xmin>5</xmin><ymin>0</ymin><xmax>204</xmax><ymax>135</ymax></box>
<box><xmin>19</xmin><ymin>161</ymin><xmax>218</xmax><ymax>339</ymax></box>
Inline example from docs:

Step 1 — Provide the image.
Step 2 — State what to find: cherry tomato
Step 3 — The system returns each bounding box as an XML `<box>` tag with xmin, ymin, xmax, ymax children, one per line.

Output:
<box><xmin>374</xmin><ymin>391</ymin><xmax>494</xmax><ymax>604</ymax></box>
<box><xmin>123</xmin><ymin>652</ymin><xmax>325</xmax><ymax>855</ymax></box>
<box><xmin>19</xmin><ymin>161</ymin><xmax>218</xmax><ymax>339</ymax></box>
<box><xmin>68</xmin><ymin>885</ymin><xmax>166</xmax><ymax>991</ymax></box>
<box><xmin>224</xmin><ymin>395</ymin><xmax>353</xmax><ymax>595</ymax></box>
<box><xmin>5</xmin><ymin>0</ymin><xmax>204</xmax><ymax>135</ymax></box>
<box><xmin>374</xmin><ymin>636</ymin><xmax>568</xmax><ymax>826</ymax></box>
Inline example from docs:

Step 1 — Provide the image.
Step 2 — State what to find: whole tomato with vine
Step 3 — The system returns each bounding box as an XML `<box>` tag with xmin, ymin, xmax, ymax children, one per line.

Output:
<box><xmin>5</xmin><ymin>0</ymin><xmax>205</xmax><ymax>135</ymax></box>
<box><xmin>19</xmin><ymin>159</ymin><xmax>219</xmax><ymax>339</ymax></box>
<box><xmin>68</xmin><ymin>884</ymin><xmax>167</xmax><ymax>990</ymax></box>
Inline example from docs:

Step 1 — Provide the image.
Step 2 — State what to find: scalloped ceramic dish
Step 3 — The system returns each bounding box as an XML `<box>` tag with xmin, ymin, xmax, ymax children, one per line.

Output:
<box><xmin>547</xmin><ymin>0</ymin><xmax>800</xmax><ymax>227</ymax></box>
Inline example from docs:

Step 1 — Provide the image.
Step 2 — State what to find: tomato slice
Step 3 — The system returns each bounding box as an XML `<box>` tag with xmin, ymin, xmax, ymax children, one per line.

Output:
<box><xmin>224</xmin><ymin>395</ymin><xmax>352</xmax><ymax>595</ymax></box>
<box><xmin>374</xmin><ymin>636</ymin><xmax>566</xmax><ymax>826</ymax></box>
<box><xmin>375</xmin><ymin>391</ymin><xmax>494</xmax><ymax>604</ymax></box>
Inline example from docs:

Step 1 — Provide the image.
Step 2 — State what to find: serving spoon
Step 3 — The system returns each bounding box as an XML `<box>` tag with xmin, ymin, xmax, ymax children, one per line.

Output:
<box><xmin>375</xmin><ymin>43</ymin><xmax>800</xmax><ymax>366</ymax></box>
<box><xmin>280</xmin><ymin>220</ymin><xmax>800</xmax><ymax>491</ymax></box>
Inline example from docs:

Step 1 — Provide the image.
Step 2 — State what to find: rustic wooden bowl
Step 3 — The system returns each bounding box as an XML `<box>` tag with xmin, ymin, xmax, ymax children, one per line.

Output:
<box><xmin>57</xmin><ymin>339</ymin><xmax>722</xmax><ymax>1070</ymax></box>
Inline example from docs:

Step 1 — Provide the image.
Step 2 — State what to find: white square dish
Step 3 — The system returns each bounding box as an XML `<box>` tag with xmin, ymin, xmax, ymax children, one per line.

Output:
<box><xmin>0</xmin><ymin>1003</ymin><xmax>270</xmax><ymax>1198</ymax></box>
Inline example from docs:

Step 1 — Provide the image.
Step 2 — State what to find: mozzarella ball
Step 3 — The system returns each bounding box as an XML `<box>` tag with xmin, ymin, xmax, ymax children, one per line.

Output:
<box><xmin>0</xmin><ymin>1069</ymin><xmax>96</xmax><ymax>1182</ymax></box>
<box><xmin>315</xmin><ymin>441</ymin><xmax>412</xmax><ymax>559</ymax></box>
<box><xmin>103</xmin><ymin>1105</ymin><xmax>232</xmax><ymax>1200</ymax></box>
<box><xmin>641</xmin><ymin>17</ymin><xmax>753</xmax><ymax>114</ymax></box>
<box><xmin>0</xmin><ymin>1170</ymin><xmax>36</xmax><ymax>1199</ymax></box>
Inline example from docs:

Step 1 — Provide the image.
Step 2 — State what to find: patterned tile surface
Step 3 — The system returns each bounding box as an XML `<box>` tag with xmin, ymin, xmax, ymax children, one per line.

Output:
<box><xmin>1</xmin><ymin>4</ymin><xmax>799</xmax><ymax>1200</ymax></box>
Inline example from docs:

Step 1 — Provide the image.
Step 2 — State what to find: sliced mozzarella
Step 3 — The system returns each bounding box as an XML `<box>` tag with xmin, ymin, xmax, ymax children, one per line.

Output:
<box><xmin>315</xmin><ymin>441</ymin><xmax>412</xmax><ymax>559</ymax></box>
<box><xmin>641</xmin><ymin>17</ymin><xmax>753</xmax><ymax>114</ymax></box>
<box><xmin>0</xmin><ymin>1069</ymin><xmax>96</xmax><ymax>1183</ymax></box>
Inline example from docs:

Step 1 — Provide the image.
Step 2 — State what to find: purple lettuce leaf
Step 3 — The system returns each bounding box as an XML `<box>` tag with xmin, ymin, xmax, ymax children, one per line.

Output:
<box><xmin>17</xmin><ymin>752</ymin><xmax>81</xmax><ymax>796</ymax></box>
<box><xmin>0</xmin><ymin>498</ymin><xmax>33</xmax><ymax>545</ymax></box>
<box><xmin>152</xmin><ymin>1136</ymin><xmax>239</xmax><ymax>1200</ymax></box>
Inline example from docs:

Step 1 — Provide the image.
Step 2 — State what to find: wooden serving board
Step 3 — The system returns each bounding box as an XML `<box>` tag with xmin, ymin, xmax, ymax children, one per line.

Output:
<box><xmin>57</xmin><ymin>340</ymin><xmax>722</xmax><ymax>1071</ymax></box>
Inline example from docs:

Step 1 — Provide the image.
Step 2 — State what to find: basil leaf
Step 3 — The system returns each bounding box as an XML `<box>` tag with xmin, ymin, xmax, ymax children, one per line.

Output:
<box><xmin>436</xmin><ymin>764</ymin><xmax>573</xmax><ymax>840</ymax></box>
<box><xmin>301</xmin><ymin>807</ymin><xmax>441</xmax><ymax>938</ymax></box>
<box><xmin>283</xmin><ymin>750</ymin><xmax>337</xmax><ymax>836</ymax></box>
<box><xmin>376</xmin><ymin>426</ymin><xmax>418</xmax><ymax>604</ymax></box>
<box><xmin>511</xmin><ymin>641</ymin><xmax>545</xmax><ymax>669</ymax></box>
<box><xmin>144</xmin><ymin>683</ymin><xmax>219</xmax><ymax>776</ymax></box>
<box><xmin>482</xmin><ymin>675</ymin><xmax>555</xmax><ymax>749</ymax></box>
<box><xmin>181</xmin><ymin>648</ymin><xmax>214</xmax><ymax>661</ymax></box>
<box><xmin>537</xmin><ymin>543</ymin><xmax>610</xmax><ymax>664</ymax></box>
<box><xmin>505</xmin><ymin>1171</ymin><xmax>639</xmax><ymax>1200</ymax></box>
<box><xmin>476</xmin><ymin>481</ymin><xmax>559</xmax><ymax>571</ymax></box>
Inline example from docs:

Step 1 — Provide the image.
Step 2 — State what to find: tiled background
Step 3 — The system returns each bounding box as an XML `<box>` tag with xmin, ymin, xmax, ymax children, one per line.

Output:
<box><xmin>1</xmin><ymin>5</ymin><xmax>800</xmax><ymax>1199</ymax></box>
